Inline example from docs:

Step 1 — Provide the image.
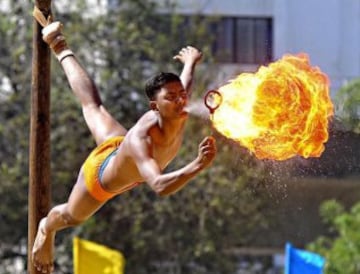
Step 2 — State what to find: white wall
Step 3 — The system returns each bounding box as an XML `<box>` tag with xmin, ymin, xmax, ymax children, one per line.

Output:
<box><xmin>172</xmin><ymin>0</ymin><xmax>274</xmax><ymax>16</ymax></box>
<box><xmin>274</xmin><ymin>0</ymin><xmax>360</xmax><ymax>96</ymax></box>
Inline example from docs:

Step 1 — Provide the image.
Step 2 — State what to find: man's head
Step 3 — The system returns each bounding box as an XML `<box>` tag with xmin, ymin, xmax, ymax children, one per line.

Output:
<box><xmin>145</xmin><ymin>72</ymin><xmax>181</xmax><ymax>100</ymax></box>
<box><xmin>145</xmin><ymin>72</ymin><xmax>188</xmax><ymax>119</ymax></box>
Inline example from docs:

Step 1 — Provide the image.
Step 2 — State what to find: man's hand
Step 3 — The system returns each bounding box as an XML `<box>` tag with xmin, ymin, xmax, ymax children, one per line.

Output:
<box><xmin>174</xmin><ymin>46</ymin><xmax>202</xmax><ymax>96</ymax></box>
<box><xmin>173</xmin><ymin>46</ymin><xmax>202</xmax><ymax>65</ymax></box>
<box><xmin>197</xmin><ymin>136</ymin><xmax>216</xmax><ymax>168</ymax></box>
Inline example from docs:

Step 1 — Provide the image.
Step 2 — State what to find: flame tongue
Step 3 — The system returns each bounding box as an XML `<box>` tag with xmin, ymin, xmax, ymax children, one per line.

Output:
<box><xmin>212</xmin><ymin>54</ymin><xmax>334</xmax><ymax>161</ymax></box>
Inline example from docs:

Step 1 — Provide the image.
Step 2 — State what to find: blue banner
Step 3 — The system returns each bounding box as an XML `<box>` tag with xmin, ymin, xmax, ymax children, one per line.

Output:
<box><xmin>285</xmin><ymin>242</ymin><xmax>325</xmax><ymax>274</ymax></box>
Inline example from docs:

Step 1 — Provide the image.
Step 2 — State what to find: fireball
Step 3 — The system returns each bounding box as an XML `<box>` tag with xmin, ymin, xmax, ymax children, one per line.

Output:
<box><xmin>211</xmin><ymin>53</ymin><xmax>334</xmax><ymax>161</ymax></box>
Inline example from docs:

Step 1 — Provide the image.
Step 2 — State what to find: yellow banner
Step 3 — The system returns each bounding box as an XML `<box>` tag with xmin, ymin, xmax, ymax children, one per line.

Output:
<box><xmin>73</xmin><ymin>237</ymin><xmax>125</xmax><ymax>274</ymax></box>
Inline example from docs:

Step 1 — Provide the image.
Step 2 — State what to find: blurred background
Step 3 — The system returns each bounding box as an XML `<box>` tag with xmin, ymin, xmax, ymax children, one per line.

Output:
<box><xmin>0</xmin><ymin>0</ymin><xmax>359</xmax><ymax>273</ymax></box>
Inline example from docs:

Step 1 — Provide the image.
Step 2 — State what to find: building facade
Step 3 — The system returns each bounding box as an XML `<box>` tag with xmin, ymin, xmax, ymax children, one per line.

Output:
<box><xmin>173</xmin><ymin>0</ymin><xmax>360</xmax><ymax>97</ymax></box>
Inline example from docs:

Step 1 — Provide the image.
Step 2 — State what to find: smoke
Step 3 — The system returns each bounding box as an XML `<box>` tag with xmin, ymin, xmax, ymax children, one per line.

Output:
<box><xmin>185</xmin><ymin>99</ymin><xmax>210</xmax><ymax>119</ymax></box>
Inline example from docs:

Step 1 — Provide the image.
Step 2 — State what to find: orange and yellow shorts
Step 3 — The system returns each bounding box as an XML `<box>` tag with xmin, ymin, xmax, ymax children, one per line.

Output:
<box><xmin>83</xmin><ymin>136</ymin><xmax>140</xmax><ymax>202</ymax></box>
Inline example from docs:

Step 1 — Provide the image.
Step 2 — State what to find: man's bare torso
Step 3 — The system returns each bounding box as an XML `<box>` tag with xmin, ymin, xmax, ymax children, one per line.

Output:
<box><xmin>100</xmin><ymin>110</ymin><xmax>186</xmax><ymax>191</ymax></box>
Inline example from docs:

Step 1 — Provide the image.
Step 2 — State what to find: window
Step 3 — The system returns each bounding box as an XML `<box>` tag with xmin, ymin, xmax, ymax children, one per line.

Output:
<box><xmin>213</xmin><ymin>17</ymin><xmax>273</xmax><ymax>65</ymax></box>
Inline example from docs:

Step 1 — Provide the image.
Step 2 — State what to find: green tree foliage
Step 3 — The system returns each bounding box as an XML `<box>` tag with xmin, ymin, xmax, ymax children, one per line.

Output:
<box><xmin>334</xmin><ymin>78</ymin><xmax>360</xmax><ymax>133</ymax></box>
<box><xmin>0</xmin><ymin>0</ymin><xmax>273</xmax><ymax>273</ymax></box>
<box><xmin>308</xmin><ymin>200</ymin><xmax>360</xmax><ymax>274</ymax></box>
<box><xmin>0</xmin><ymin>0</ymin><xmax>32</xmax><ymax>244</ymax></box>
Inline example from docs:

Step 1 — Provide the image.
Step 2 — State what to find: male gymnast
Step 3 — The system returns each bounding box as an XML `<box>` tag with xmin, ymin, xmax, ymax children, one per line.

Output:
<box><xmin>31</xmin><ymin>18</ymin><xmax>216</xmax><ymax>273</ymax></box>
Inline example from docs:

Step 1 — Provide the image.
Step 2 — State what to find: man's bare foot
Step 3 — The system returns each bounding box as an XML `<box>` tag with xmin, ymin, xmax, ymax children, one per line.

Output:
<box><xmin>32</xmin><ymin>218</ymin><xmax>55</xmax><ymax>273</ymax></box>
<box><xmin>41</xmin><ymin>21</ymin><xmax>73</xmax><ymax>62</ymax></box>
<box><xmin>42</xmin><ymin>22</ymin><xmax>68</xmax><ymax>54</ymax></box>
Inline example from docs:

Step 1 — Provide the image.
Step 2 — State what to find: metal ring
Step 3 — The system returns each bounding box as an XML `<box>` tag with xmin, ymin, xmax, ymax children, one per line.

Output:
<box><xmin>204</xmin><ymin>89</ymin><xmax>222</xmax><ymax>114</ymax></box>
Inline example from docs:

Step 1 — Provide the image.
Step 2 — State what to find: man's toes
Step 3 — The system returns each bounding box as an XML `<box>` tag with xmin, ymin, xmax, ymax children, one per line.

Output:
<box><xmin>45</xmin><ymin>262</ymin><xmax>54</xmax><ymax>273</ymax></box>
<box><xmin>35</xmin><ymin>264</ymin><xmax>42</xmax><ymax>272</ymax></box>
<box><xmin>34</xmin><ymin>262</ymin><xmax>43</xmax><ymax>272</ymax></box>
<box><xmin>33</xmin><ymin>258</ymin><xmax>51</xmax><ymax>273</ymax></box>
<box><xmin>33</xmin><ymin>257</ymin><xmax>39</xmax><ymax>268</ymax></box>
<box><xmin>36</xmin><ymin>263</ymin><xmax>50</xmax><ymax>274</ymax></box>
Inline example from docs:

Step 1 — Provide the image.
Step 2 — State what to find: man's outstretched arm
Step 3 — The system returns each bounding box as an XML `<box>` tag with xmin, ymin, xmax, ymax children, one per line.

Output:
<box><xmin>131</xmin><ymin>134</ymin><xmax>216</xmax><ymax>196</ymax></box>
<box><xmin>174</xmin><ymin>46</ymin><xmax>202</xmax><ymax>97</ymax></box>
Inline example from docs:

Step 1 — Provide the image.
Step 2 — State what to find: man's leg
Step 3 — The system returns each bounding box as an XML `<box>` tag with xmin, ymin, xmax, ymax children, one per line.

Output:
<box><xmin>32</xmin><ymin>168</ymin><xmax>104</xmax><ymax>273</ymax></box>
<box><xmin>60</xmin><ymin>56</ymin><xmax>128</xmax><ymax>145</ymax></box>
<box><xmin>43</xmin><ymin>22</ymin><xmax>127</xmax><ymax>145</ymax></box>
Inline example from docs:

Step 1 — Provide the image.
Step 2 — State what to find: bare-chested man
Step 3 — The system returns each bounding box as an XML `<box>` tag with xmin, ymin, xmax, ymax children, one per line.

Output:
<box><xmin>31</xmin><ymin>17</ymin><xmax>216</xmax><ymax>273</ymax></box>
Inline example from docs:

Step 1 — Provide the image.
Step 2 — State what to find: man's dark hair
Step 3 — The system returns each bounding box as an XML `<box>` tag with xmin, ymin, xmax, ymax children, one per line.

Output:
<box><xmin>145</xmin><ymin>72</ymin><xmax>181</xmax><ymax>100</ymax></box>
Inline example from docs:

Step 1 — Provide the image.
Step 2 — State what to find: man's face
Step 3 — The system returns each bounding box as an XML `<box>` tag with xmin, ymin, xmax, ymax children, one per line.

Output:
<box><xmin>153</xmin><ymin>81</ymin><xmax>188</xmax><ymax>120</ymax></box>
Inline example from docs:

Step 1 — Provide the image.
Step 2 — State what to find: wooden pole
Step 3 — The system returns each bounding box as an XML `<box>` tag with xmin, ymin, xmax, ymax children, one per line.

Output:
<box><xmin>28</xmin><ymin>1</ymin><xmax>52</xmax><ymax>273</ymax></box>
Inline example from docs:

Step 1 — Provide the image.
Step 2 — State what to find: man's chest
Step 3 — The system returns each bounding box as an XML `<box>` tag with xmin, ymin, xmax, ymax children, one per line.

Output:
<box><xmin>152</xmin><ymin>142</ymin><xmax>181</xmax><ymax>170</ymax></box>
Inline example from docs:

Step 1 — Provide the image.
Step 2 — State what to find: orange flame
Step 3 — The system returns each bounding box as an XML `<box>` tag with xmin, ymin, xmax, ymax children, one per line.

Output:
<box><xmin>212</xmin><ymin>53</ymin><xmax>334</xmax><ymax>161</ymax></box>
